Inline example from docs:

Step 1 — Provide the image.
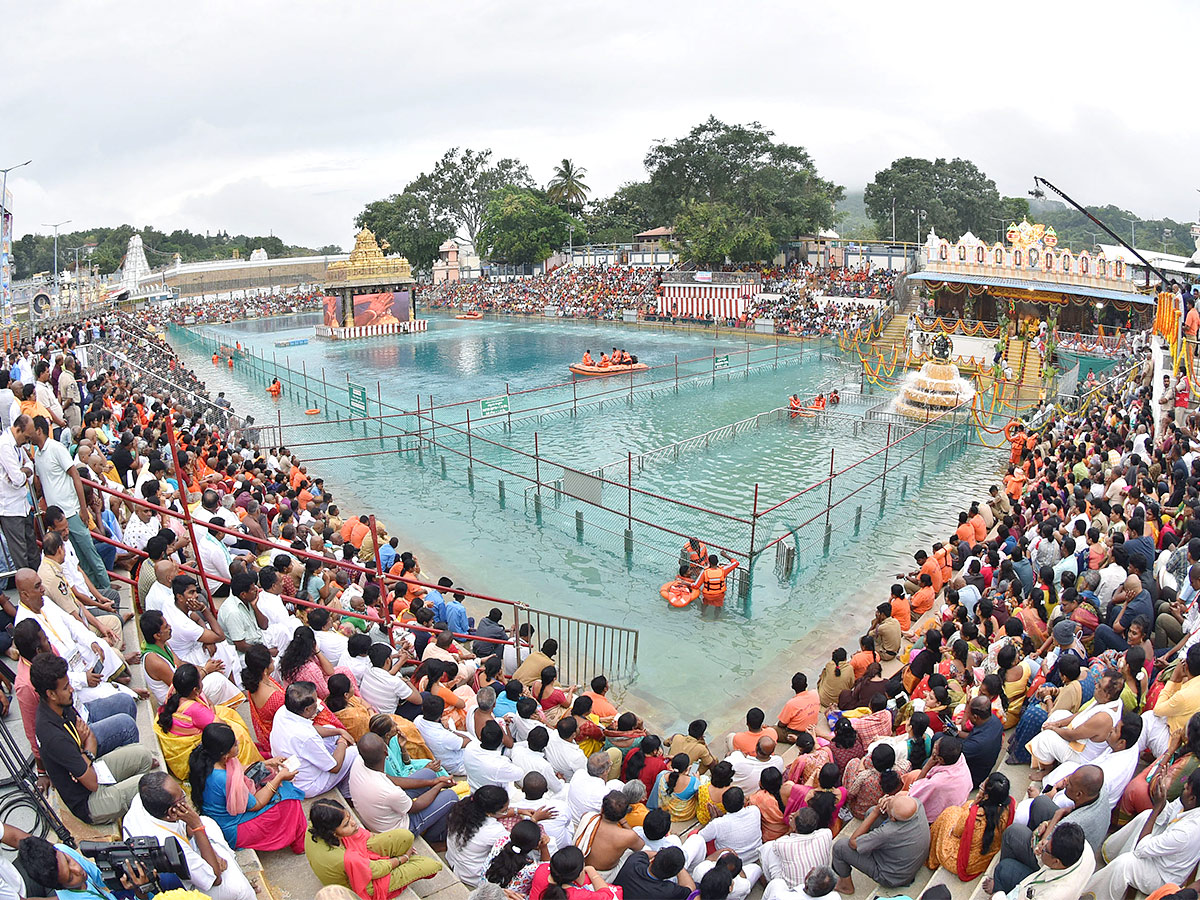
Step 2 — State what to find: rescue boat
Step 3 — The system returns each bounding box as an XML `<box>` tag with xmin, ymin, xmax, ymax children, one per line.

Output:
<box><xmin>569</xmin><ymin>362</ymin><xmax>649</xmax><ymax>377</ymax></box>
<box><xmin>455</xmin><ymin>312</ymin><xmax>484</xmax><ymax>319</ymax></box>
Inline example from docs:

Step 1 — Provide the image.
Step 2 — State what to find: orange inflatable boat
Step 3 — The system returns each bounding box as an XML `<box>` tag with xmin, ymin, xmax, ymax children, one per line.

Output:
<box><xmin>569</xmin><ymin>362</ymin><xmax>649</xmax><ymax>377</ymax></box>
<box><xmin>455</xmin><ymin>312</ymin><xmax>483</xmax><ymax>319</ymax></box>
<box><xmin>661</xmin><ymin>580</ymin><xmax>700</xmax><ymax>608</ymax></box>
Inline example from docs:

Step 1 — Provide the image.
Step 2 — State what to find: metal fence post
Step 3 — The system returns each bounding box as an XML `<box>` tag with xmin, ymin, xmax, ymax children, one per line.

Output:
<box><xmin>535</xmin><ymin>433</ymin><xmax>541</xmax><ymax>492</ymax></box>
<box><xmin>429</xmin><ymin>394</ymin><xmax>435</xmax><ymax>444</ymax></box>
<box><xmin>825</xmin><ymin>448</ymin><xmax>834</xmax><ymax>532</ymax></box>
<box><xmin>748</xmin><ymin>482</ymin><xmax>759</xmax><ymax>564</ymax></box>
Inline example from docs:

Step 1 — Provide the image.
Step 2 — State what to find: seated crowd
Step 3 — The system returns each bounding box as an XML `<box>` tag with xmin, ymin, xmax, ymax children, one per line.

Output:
<box><xmin>6</xmin><ymin>311</ymin><xmax>1200</xmax><ymax>900</ymax></box>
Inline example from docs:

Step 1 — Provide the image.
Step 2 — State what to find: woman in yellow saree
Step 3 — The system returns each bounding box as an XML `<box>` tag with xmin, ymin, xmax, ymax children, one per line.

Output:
<box><xmin>155</xmin><ymin>663</ymin><xmax>261</xmax><ymax>780</ymax></box>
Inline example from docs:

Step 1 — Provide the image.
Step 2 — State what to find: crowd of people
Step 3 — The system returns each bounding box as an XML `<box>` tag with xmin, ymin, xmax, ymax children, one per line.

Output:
<box><xmin>5</xmin><ymin>298</ymin><xmax>1200</xmax><ymax>900</ymax></box>
<box><xmin>158</xmin><ymin>291</ymin><xmax>325</xmax><ymax>326</ymax></box>
<box><xmin>421</xmin><ymin>264</ymin><xmax>898</xmax><ymax>334</ymax></box>
<box><xmin>421</xmin><ymin>266</ymin><xmax>661</xmax><ymax>321</ymax></box>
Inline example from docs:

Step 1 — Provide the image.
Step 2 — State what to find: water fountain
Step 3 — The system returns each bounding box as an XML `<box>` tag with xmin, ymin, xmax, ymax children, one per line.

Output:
<box><xmin>893</xmin><ymin>332</ymin><xmax>975</xmax><ymax>419</ymax></box>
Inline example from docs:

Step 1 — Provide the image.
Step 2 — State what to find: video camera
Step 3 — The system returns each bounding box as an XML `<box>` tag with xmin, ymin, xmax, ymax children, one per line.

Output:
<box><xmin>78</xmin><ymin>836</ymin><xmax>191</xmax><ymax>892</ymax></box>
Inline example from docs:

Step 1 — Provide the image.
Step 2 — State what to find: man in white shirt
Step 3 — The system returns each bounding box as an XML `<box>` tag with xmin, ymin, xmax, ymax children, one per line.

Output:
<box><xmin>145</xmin><ymin>558</ymin><xmax>178</xmax><ymax>614</ymax></box>
<box><xmin>255</xmin><ymin>567</ymin><xmax>303</xmax><ymax>653</ymax></box>
<box><xmin>1086</xmin><ymin>769</ymin><xmax>1200</xmax><ymax>900</ymax></box>
<box><xmin>725</xmin><ymin>737</ymin><xmax>784</xmax><ymax>794</ymax></box>
<box><xmin>760</xmin><ymin>808</ymin><xmax>834</xmax><ymax>891</ymax></box>
<box><xmin>308</xmin><ymin>607</ymin><xmax>348</xmax><ymax>666</ymax></box>
<box><xmin>503</xmin><ymin>625</ymin><xmax>534</xmax><ymax>676</ymax></box>
<box><xmin>348</xmin><ymin>734</ymin><xmax>457</xmax><ymax>841</ymax></box>
<box><xmin>121</xmin><ymin>502</ymin><xmax>162</xmax><ymax>554</ymax></box>
<box><xmin>123</xmin><ymin>773</ymin><xmax>255</xmax><ymax>900</ymax></box>
<box><xmin>509</xmin><ymin>726</ymin><xmax>565</xmax><ymax>794</ymax></box>
<box><xmin>463</xmin><ymin>721</ymin><xmax>525</xmax><ymax>792</ymax></box>
<box><xmin>566</xmin><ymin>752</ymin><xmax>623</xmax><ymax>827</ymax></box>
<box><xmin>508</xmin><ymin>696</ymin><xmax>545</xmax><ymax>742</ymax></box>
<box><xmin>514</xmin><ymin>771</ymin><xmax>571</xmax><ymax>851</ymax></box>
<box><xmin>45</xmin><ymin>505</ymin><xmax>121</xmax><ymax>610</ymax></box>
<box><xmin>682</xmin><ymin>786</ymin><xmax>764</xmax><ymax>876</ymax></box>
<box><xmin>13</xmin><ymin>568</ymin><xmax>126</xmax><ymax>704</ymax></box>
<box><xmin>33</xmin><ymin>362</ymin><xmax>65</xmax><ymax>430</ymax></box>
<box><xmin>270</xmin><ymin>682</ymin><xmax>358</xmax><ymax>798</ymax></box>
<box><xmin>1096</xmin><ymin>557</ymin><xmax>1128</xmax><ymax>612</ymax></box>
<box><xmin>30</xmin><ymin>415</ymin><xmax>110</xmax><ymax>590</ymax></box>
<box><xmin>544</xmin><ymin>718</ymin><xmax>588</xmax><ymax>780</ymax></box>
<box><xmin>162</xmin><ymin>574</ymin><xmax>240</xmax><ymax>678</ymax></box>
<box><xmin>413</xmin><ymin>694</ymin><xmax>470</xmax><ymax>776</ymax></box>
<box><xmin>358</xmin><ymin>643</ymin><xmax>414</xmax><ymax>716</ymax></box>
<box><xmin>342</xmin><ymin>633</ymin><xmax>374</xmax><ymax>685</ymax></box>
<box><xmin>0</xmin><ymin>414</ymin><xmax>37</xmax><ymax>569</ymax></box>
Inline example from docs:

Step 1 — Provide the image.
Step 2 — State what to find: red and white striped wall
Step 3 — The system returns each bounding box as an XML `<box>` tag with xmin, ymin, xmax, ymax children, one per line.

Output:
<box><xmin>657</xmin><ymin>283</ymin><xmax>761</xmax><ymax>319</ymax></box>
<box><xmin>314</xmin><ymin>320</ymin><xmax>428</xmax><ymax>340</ymax></box>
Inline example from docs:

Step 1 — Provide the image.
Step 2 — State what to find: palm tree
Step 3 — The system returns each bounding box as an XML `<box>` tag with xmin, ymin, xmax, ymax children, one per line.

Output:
<box><xmin>547</xmin><ymin>159</ymin><xmax>590</xmax><ymax>213</ymax></box>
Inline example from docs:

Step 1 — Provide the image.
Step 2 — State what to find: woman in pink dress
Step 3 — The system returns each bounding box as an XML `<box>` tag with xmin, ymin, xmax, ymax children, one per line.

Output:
<box><xmin>278</xmin><ymin>626</ymin><xmax>358</xmax><ymax>699</ymax></box>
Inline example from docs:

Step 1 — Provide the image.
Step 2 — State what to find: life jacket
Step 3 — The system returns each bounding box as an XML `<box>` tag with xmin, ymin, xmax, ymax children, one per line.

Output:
<box><xmin>700</xmin><ymin>566</ymin><xmax>727</xmax><ymax>596</ymax></box>
<box><xmin>683</xmin><ymin>542</ymin><xmax>707</xmax><ymax>565</ymax></box>
<box><xmin>813</xmin><ymin>396</ymin><xmax>826</xmax><ymax>409</ymax></box>
<box><xmin>789</xmin><ymin>397</ymin><xmax>801</xmax><ymax>410</ymax></box>
<box><xmin>582</xmin><ymin>352</ymin><xmax>594</xmax><ymax>366</ymax></box>
<box><xmin>599</xmin><ymin>354</ymin><xmax>610</xmax><ymax>367</ymax></box>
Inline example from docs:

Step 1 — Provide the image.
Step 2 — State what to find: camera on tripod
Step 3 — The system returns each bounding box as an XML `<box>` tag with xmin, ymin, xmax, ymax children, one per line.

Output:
<box><xmin>78</xmin><ymin>836</ymin><xmax>191</xmax><ymax>891</ymax></box>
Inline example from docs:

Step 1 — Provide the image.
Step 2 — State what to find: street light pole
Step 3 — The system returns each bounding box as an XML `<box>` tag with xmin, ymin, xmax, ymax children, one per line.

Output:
<box><xmin>568</xmin><ymin>223</ymin><xmax>574</xmax><ymax>264</ymax></box>
<box><xmin>0</xmin><ymin>159</ymin><xmax>32</xmax><ymax>328</ymax></box>
<box><xmin>40</xmin><ymin>219</ymin><xmax>71</xmax><ymax>335</ymax></box>
<box><xmin>891</xmin><ymin>197</ymin><xmax>896</xmax><ymax>244</ymax></box>
<box><xmin>1123</xmin><ymin>217</ymin><xmax>1137</xmax><ymax>249</ymax></box>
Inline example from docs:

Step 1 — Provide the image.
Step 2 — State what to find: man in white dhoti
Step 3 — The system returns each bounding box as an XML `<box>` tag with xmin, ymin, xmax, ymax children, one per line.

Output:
<box><xmin>162</xmin><ymin>574</ymin><xmax>241</xmax><ymax>681</ymax></box>
<box><xmin>123</xmin><ymin>772</ymin><xmax>256</xmax><ymax>900</ymax></box>
<box><xmin>1028</xmin><ymin>669</ymin><xmax>1124</xmax><ymax>775</ymax></box>
<box><xmin>269</xmin><ymin>681</ymin><xmax>358</xmax><ymax>798</ymax></box>
<box><xmin>13</xmin><ymin>568</ymin><xmax>126</xmax><ymax>700</ymax></box>
<box><xmin>1085</xmin><ymin>769</ymin><xmax>1200</xmax><ymax>900</ymax></box>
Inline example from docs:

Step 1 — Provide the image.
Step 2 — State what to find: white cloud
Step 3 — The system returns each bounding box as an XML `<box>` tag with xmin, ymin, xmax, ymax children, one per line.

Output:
<box><xmin>4</xmin><ymin>0</ymin><xmax>1197</xmax><ymax>248</ymax></box>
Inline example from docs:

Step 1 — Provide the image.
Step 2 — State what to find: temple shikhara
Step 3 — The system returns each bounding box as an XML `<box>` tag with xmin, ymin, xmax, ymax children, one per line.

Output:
<box><xmin>317</xmin><ymin>227</ymin><xmax>425</xmax><ymax>340</ymax></box>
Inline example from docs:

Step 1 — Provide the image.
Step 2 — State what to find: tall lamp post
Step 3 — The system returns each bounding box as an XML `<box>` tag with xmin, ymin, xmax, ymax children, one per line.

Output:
<box><xmin>40</xmin><ymin>219</ymin><xmax>71</xmax><ymax>334</ymax></box>
<box><xmin>0</xmin><ymin>159</ymin><xmax>32</xmax><ymax>329</ymax></box>
<box><xmin>913</xmin><ymin>209</ymin><xmax>926</xmax><ymax>243</ymax></box>
<box><xmin>567</xmin><ymin>223</ymin><xmax>575</xmax><ymax>264</ymax></box>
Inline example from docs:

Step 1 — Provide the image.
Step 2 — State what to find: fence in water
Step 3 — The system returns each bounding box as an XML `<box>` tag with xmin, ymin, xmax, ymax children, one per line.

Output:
<box><xmin>170</xmin><ymin>324</ymin><xmax>974</xmax><ymax>611</ymax></box>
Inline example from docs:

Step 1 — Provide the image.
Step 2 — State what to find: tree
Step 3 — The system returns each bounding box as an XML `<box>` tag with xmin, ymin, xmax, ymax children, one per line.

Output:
<box><xmin>581</xmin><ymin>182</ymin><xmax>658</xmax><ymax>244</ymax></box>
<box><xmin>475</xmin><ymin>188</ymin><xmax>577</xmax><ymax>265</ymax></box>
<box><xmin>407</xmin><ymin>147</ymin><xmax>532</xmax><ymax>247</ymax></box>
<box><xmin>864</xmin><ymin>157</ymin><xmax>1000</xmax><ymax>242</ymax></box>
<box><xmin>355</xmin><ymin>192</ymin><xmax>453</xmax><ymax>271</ymax></box>
<box><xmin>642</xmin><ymin>116</ymin><xmax>842</xmax><ymax>243</ymax></box>
<box><xmin>546</xmin><ymin>159</ymin><xmax>590</xmax><ymax>215</ymax></box>
<box><xmin>673</xmin><ymin>201</ymin><xmax>777</xmax><ymax>265</ymax></box>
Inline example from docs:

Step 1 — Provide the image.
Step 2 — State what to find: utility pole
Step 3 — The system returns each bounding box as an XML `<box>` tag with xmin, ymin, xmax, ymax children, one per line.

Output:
<box><xmin>0</xmin><ymin>159</ymin><xmax>32</xmax><ymax>328</ymax></box>
<box><xmin>40</xmin><ymin>219</ymin><xmax>71</xmax><ymax>332</ymax></box>
<box><xmin>1123</xmin><ymin>217</ymin><xmax>1137</xmax><ymax>249</ymax></box>
<box><xmin>891</xmin><ymin>197</ymin><xmax>896</xmax><ymax>244</ymax></box>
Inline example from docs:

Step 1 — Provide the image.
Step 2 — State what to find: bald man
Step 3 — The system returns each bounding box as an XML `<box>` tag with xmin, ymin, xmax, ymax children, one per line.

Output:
<box><xmin>1092</xmin><ymin>573</ymin><xmax>1154</xmax><ymax>655</ymax></box>
<box><xmin>1029</xmin><ymin>670</ymin><xmax>1125</xmax><ymax>776</ymax></box>
<box><xmin>726</xmin><ymin>735</ymin><xmax>783</xmax><ymax>794</ymax></box>
<box><xmin>832</xmin><ymin>772</ymin><xmax>930</xmax><ymax>893</ymax></box>
<box><xmin>144</xmin><ymin>557</ymin><xmax>179</xmax><ymax>614</ymax></box>
<box><xmin>991</xmin><ymin>765</ymin><xmax>1108</xmax><ymax>894</ymax></box>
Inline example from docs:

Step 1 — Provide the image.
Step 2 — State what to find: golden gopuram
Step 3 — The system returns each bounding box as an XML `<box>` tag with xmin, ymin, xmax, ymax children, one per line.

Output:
<box><xmin>317</xmin><ymin>228</ymin><xmax>425</xmax><ymax>339</ymax></box>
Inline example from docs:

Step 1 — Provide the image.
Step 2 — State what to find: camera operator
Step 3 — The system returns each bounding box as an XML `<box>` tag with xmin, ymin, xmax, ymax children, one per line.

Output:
<box><xmin>123</xmin><ymin>771</ymin><xmax>255</xmax><ymax>900</ymax></box>
<box><xmin>16</xmin><ymin>834</ymin><xmax>154</xmax><ymax>900</ymax></box>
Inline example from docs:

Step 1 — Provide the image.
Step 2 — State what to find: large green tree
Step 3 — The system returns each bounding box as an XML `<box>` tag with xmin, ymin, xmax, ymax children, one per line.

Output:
<box><xmin>546</xmin><ymin>159</ymin><xmax>590</xmax><ymax>216</ymax></box>
<box><xmin>475</xmin><ymin>188</ymin><xmax>578</xmax><ymax>265</ymax></box>
<box><xmin>864</xmin><ymin>157</ymin><xmax>1006</xmax><ymax>241</ymax></box>
<box><xmin>355</xmin><ymin>192</ymin><xmax>453</xmax><ymax>271</ymax></box>
<box><xmin>673</xmin><ymin>201</ymin><xmax>777</xmax><ymax>265</ymax></box>
<box><xmin>406</xmin><ymin>147</ymin><xmax>533</xmax><ymax>247</ymax></box>
<box><xmin>581</xmin><ymin>182</ymin><xmax>658</xmax><ymax>244</ymax></box>
<box><xmin>641</xmin><ymin>116</ymin><xmax>842</xmax><ymax>248</ymax></box>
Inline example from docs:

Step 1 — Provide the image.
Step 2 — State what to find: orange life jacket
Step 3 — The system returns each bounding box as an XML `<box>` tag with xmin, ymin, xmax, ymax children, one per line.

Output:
<box><xmin>683</xmin><ymin>542</ymin><xmax>708</xmax><ymax>565</ymax></box>
<box><xmin>789</xmin><ymin>397</ymin><xmax>801</xmax><ymax>410</ymax></box>
<box><xmin>700</xmin><ymin>566</ymin><xmax>728</xmax><ymax>596</ymax></box>
<box><xmin>582</xmin><ymin>352</ymin><xmax>594</xmax><ymax>366</ymax></box>
<box><xmin>599</xmin><ymin>354</ymin><xmax>610</xmax><ymax>367</ymax></box>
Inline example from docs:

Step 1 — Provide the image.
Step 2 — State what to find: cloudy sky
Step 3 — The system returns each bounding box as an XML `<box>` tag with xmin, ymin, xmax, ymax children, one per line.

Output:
<box><xmin>5</xmin><ymin>0</ymin><xmax>1197</xmax><ymax>248</ymax></box>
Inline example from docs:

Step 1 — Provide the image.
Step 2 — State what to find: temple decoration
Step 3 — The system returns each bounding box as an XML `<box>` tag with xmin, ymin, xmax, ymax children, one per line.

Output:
<box><xmin>318</xmin><ymin>228</ymin><xmax>425</xmax><ymax>341</ymax></box>
<box><xmin>922</xmin><ymin>219</ymin><xmax>1133</xmax><ymax>289</ymax></box>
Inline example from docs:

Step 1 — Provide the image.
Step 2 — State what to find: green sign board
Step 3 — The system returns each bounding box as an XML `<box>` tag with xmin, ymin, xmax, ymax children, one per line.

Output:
<box><xmin>480</xmin><ymin>395</ymin><xmax>510</xmax><ymax>418</ymax></box>
<box><xmin>713</xmin><ymin>354</ymin><xmax>730</xmax><ymax>370</ymax></box>
<box><xmin>348</xmin><ymin>381</ymin><xmax>369</xmax><ymax>417</ymax></box>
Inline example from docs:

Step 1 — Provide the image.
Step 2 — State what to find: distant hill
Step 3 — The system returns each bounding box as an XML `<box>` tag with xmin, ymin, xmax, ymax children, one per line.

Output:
<box><xmin>11</xmin><ymin>225</ymin><xmax>341</xmax><ymax>280</ymax></box>
<box><xmin>835</xmin><ymin>189</ymin><xmax>878</xmax><ymax>240</ymax></box>
<box><xmin>1026</xmin><ymin>197</ymin><xmax>1196</xmax><ymax>258</ymax></box>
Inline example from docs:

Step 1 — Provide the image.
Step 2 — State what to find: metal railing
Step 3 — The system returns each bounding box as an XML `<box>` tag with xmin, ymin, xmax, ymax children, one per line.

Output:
<box><xmin>661</xmin><ymin>270</ymin><xmax>762</xmax><ymax>285</ymax></box>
